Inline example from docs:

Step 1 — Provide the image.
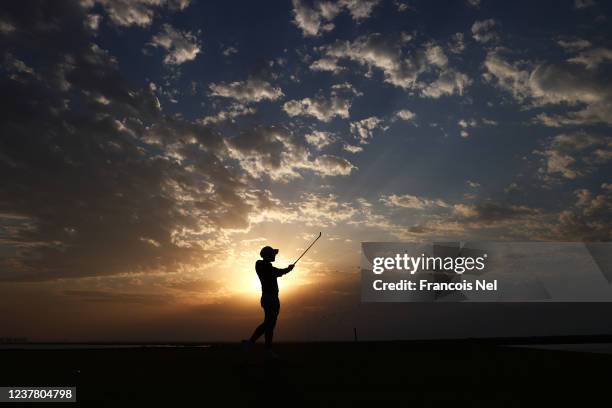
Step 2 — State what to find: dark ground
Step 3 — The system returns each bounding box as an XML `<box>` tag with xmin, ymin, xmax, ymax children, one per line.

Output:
<box><xmin>2</xmin><ymin>339</ymin><xmax>612</xmax><ymax>407</ymax></box>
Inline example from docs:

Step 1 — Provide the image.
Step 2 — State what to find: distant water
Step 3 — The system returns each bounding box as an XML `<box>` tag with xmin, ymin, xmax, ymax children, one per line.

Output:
<box><xmin>0</xmin><ymin>344</ymin><xmax>212</xmax><ymax>350</ymax></box>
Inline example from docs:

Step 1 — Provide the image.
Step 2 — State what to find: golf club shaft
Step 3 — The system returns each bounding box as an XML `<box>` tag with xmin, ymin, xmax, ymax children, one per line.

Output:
<box><xmin>293</xmin><ymin>232</ymin><xmax>321</xmax><ymax>264</ymax></box>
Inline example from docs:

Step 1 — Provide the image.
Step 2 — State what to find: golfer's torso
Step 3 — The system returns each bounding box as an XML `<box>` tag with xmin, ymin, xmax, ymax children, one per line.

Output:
<box><xmin>255</xmin><ymin>260</ymin><xmax>279</xmax><ymax>294</ymax></box>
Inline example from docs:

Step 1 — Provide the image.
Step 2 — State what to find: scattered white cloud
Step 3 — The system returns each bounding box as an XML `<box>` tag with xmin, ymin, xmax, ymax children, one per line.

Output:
<box><xmin>297</xmin><ymin>193</ymin><xmax>359</xmax><ymax>226</ymax></box>
<box><xmin>312</xmin><ymin>34</ymin><xmax>471</xmax><ymax>98</ymax></box>
<box><xmin>315</xmin><ymin>34</ymin><xmax>426</xmax><ymax>89</ymax></box>
<box><xmin>341</xmin><ymin>0</ymin><xmax>381</xmax><ymax>20</ymax></box>
<box><xmin>305</xmin><ymin>131</ymin><xmax>336</xmax><ymax>150</ymax></box>
<box><xmin>313</xmin><ymin>154</ymin><xmax>356</xmax><ymax>176</ymax></box>
<box><xmin>471</xmin><ymin>19</ymin><xmax>498</xmax><ymax>43</ymax></box>
<box><xmin>350</xmin><ymin>116</ymin><xmax>383</xmax><ymax>144</ymax></box>
<box><xmin>421</xmin><ymin>68</ymin><xmax>471</xmax><ymax>98</ymax></box>
<box><xmin>310</xmin><ymin>57</ymin><xmax>344</xmax><ymax>73</ymax></box>
<box><xmin>394</xmin><ymin>1</ymin><xmax>410</xmax><ymax>12</ymax></box>
<box><xmin>291</xmin><ymin>0</ymin><xmax>380</xmax><ymax>37</ymax></box>
<box><xmin>482</xmin><ymin>50</ymin><xmax>531</xmax><ymax>100</ymax></box>
<box><xmin>453</xmin><ymin>202</ymin><xmax>541</xmax><ymax>222</ymax></box>
<box><xmin>536</xmin><ymin>132</ymin><xmax>612</xmax><ymax>180</ymax></box>
<box><xmin>86</xmin><ymin>0</ymin><xmax>191</xmax><ymax>27</ymax></box>
<box><xmin>484</xmin><ymin>49</ymin><xmax>612</xmax><ymax>126</ymax></box>
<box><xmin>381</xmin><ymin>194</ymin><xmax>450</xmax><ymax>209</ymax></box>
<box><xmin>343</xmin><ymin>143</ymin><xmax>364</xmax><ymax>153</ymax></box>
<box><xmin>226</xmin><ymin>126</ymin><xmax>356</xmax><ymax>181</ymax></box>
<box><xmin>567</xmin><ymin>47</ymin><xmax>612</xmax><ymax>69</ymax></box>
<box><xmin>209</xmin><ymin>78</ymin><xmax>283</xmax><ymax>103</ymax></box>
<box><xmin>557</xmin><ymin>39</ymin><xmax>592</xmax><ymax>51</ymax></box>
<box><xmin>199</xmin><ymin>103</ymin><xmax>256</xmax><ymax>125</ymax></box>
<box><xmin>291</xmin><ymin>0</ymin><xmax>339</xmax><ymax>37</ymax></box>
<box><xmin>149</xmin><ymin>24</ymin><xmax>201</xmax><ymax>65</ymax></box>
<box><xmin>283</xmin><ymin>86</ymin><xmax>356</xmax><ymax>122</ymax></box>
<box><xmin>395</xmin><ymin>109</ymin><xmax>416</xmax><ymax>121</ymax></box>
<box><xmin>86</xmin><ymin>14</ymin><xmax>102</xmax><ymax>30</ymax></box>
<box><xmin>221</xmin><ymin>46</ymin><xmax>238</xmax><ymax>57</ymax></box>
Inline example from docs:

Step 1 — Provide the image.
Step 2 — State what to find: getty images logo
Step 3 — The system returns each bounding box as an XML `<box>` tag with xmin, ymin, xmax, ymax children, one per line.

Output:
<box><xmin>371</xmin><ymin>253</ymin><xmax>488</xmax><ymax>275</ymax></box>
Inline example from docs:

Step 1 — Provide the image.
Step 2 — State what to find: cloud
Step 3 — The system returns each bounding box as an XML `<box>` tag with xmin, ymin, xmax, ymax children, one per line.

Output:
<box><xmin>456</xmin><ymin>117</ymin><xmax>496</xmax><ymax>137</ymax></box>
<box><xmin>0</xmin><ymin>18</ymin><xmax>16</xmax><ymax>34</ymax></box>
<box><xmin>466</xmin><ymin>0</ymin><xmax>481</xmax><ymax>8</ymax></box>
<box><xmin>536</xmin><ymin>132</ymin><xmax>611</xmax><ymax>180</ymax></box>
<box><xmin>313</xmin><ymin>155</ymin><xmax>356</xmax><ymax>176</ymax></box>
<box><xmin>291</xmin><ymin>0</ymin><xmax>380</xmax><ymax>37</ymax></box>
<box><xmin>85</xmin><ymin>0</ymin><xmax>191</xmax><ymax>27</ymax></box>
<box><xmin>312</xmin><ymin>34</ymin><xmax>470</xmax><ymax>97</ymax></box>
<box><xmin>63</xmin><ymin>289</ymin><xmax>173</xmax><ymax>305</ymax></box>
<box><xmin>0</xmin><ymin>2</ymin><xmax>292</xmax><ymax>281</ymax></box>
<box><xmin>340</xmin><ymin>0</ymin><xmax>381</xmax><ymax>19</ymax></box>
<box><xmin>471</xmin><ymin>19</ymin><xmax>498</xmax><ymax>43</ymax></box>
<box><xmin>381</xmin><ymin>194</ymin><xmax>450</xmax><ymax>210</ymax></box>
<box><xmin>209</xmin><ymin>78</ymin><xmax>284</xmax><ymax>103</ymax></box>
<box><xmin>291</xmin><ymin>0</ymin><xmax>339</xmax><ymax>37</ymax></box>
<box><xmin>305</xmin><ymin>131</ymin><xmax>336</xmax><ymax>150</ymax></box>
<box><xmin>342</xmin><ymin>143</ymin><xmax>364</xmax><ymax>153</ymax></box>
<box><xmin>484</xmin><ymin>49</ymin><xmax>612</xmax><ymax>126</ymax></box>
<box><xmin>283</xmin><ymin>86</ymin><xmax>354</xmax><ymax>122</ymax></box>
<box><xmin>221</xmin><ymin>46</ymin><xmax>238</xmax><ymax>57</ymax></box>
<box><xmin>315</xmin><ymin>33</ymin><xmax>427</xmax><ymax>89</ymax></box>
<box><xmin>225</xmin><ymin>126</ymin><xmax>355</xmax><ymax>181</ymax></box>
<box><xmin>350</xmin><ymin>116</ymin><xmax>383</xmax><ymax>144</ymax></box>
<box><xmin>395</xmin><ymin>109</ymin><xmax>416</xmax><ymax>121</ymax></box>
<box><xmin>552</xmin><ymin>184</ymin><xmax>611</xmax><ymax>241</ymax></box>
<box><xmin>557</xmin><ymin>39</ymin><xmax>592</xmax><ymax>51</ymax></box>
<box><xmin>448</xmin><ymin>32</ymin><xmax>466</xmax><ymax>54</ymax></box>
<box><xmin>420</xmin><ymin>68</ymin><xmax>471</xmax><ymax>98</ymax></box>
<box><xmin>482</xmin><ymin>50</ymin><xmax>531</xmax><ymax>100</ymax></box>
<box><xmin>567</xmin><ymin>47</ymin><xmax>612</xmax><ymax>69</ymax></box>
<box><xmin>199</xmin><ymin>103</ymin><xmax>256</xmax><ymax>125</ymax></box>
<box><xmin>453</xmin><ymin>202</ymin><xmax>541</xmax><ymax>222</ymax></box>
<box><xmin>574</xmin><ymin>0</ymin><xmax>595</xmax><ymax>9</ymax></box>
<box><xmin>297</xmin><ymin>193</ymin><xmax>358</xmax><ymax>226</ymax></box>
<box><xmin>149</xmin><ymin>24</ymin><xmax>201</xmax><ymax>65</ymax></box>
<box><xmin>310</xmin><ymin>57</ymin><xmax>344</xmax><ymax>73</ymax></box>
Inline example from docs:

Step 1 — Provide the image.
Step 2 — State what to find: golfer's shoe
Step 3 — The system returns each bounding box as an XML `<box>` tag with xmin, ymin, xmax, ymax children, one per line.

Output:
<box><xmin>241</xmin><ymin>339</ymin><xmax>254</xmax><ymax>352</ymax></box>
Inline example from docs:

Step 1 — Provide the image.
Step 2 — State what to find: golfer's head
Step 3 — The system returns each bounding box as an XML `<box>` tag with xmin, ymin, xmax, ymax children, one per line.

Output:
<box><xmin>260</xmin><ymin>246</ymin><xmax>278</xmax><ymax>261</ymax></box>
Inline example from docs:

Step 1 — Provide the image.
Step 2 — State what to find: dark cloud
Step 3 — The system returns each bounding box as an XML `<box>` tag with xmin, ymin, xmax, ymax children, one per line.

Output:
<box><xmin>453</xmin><ymin>202</ymin><xmax>542</xmax><ymax>222</ymax></box>
<box><xmin>63</xmin><ymin>289</ymin><xmax>173</xmax><ymax>305</ymax></box>
<box><xmin>484</xmin><ymin>49</ymin><xmax>612</xmax><ymax>126</ymax></box>
<box><xmin>0</xmin><ymin>0</ymin><xmax>248</xmax><ymax>280</ymax></box>
<box><xmin>226</xmin><ymin>125</ymin><xmax>356</xmax><ymax>180</ymax></box>
<box><xmin>0</xmin><ymin>0</ymin><xmax>359</xmax><ymax>281</ymax></box>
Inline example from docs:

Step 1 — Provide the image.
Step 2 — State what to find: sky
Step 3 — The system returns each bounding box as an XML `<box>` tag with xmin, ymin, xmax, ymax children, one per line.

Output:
<box><xmin>0</xmin><ymin>0</ymin><xmax>611</xmax><ymax>342</ymax></box>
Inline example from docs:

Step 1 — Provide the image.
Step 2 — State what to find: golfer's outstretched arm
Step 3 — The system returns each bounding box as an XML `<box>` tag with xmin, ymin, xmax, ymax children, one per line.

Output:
<box><xmin>273</xmin><ymin>264</ymin><xmax>294</xmax><ymax>277</ymax></box>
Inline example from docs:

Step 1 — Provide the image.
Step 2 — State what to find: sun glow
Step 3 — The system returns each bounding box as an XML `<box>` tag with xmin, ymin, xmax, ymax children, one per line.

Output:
<box><xmin>227</xmin><ymin>254</ymin><xmax>313</xmax><ymax>298</ymax></box>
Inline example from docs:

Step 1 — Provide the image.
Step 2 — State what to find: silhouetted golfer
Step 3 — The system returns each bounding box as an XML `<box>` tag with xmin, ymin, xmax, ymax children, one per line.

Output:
<box><xmin>242</xmin><ymin>246</ymin><xmax>294</xmax><ymax>358</ymax></box>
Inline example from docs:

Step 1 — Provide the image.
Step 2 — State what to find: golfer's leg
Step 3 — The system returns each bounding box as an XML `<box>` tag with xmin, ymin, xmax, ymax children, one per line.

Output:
<box><xmin>250</xmin><ymin>321</ymin><xmax>266</xmax><ymax>343</ymax></box>
<box><xmin>250</xmin><ymin>298</ymin><xmax>267</xmax><ymax>342</ymax></box>
<box><xmin>264</xmin><ymin>311</ymin><xmax>277</xmax><ymax>349</ymax></box>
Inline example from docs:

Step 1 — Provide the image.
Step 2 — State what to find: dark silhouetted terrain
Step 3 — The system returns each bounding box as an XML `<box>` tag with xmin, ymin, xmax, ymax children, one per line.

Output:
<box><xmin>2</xmin><ymin>339</ymin><xmax>612</xmax><ymax>407</ymax></box>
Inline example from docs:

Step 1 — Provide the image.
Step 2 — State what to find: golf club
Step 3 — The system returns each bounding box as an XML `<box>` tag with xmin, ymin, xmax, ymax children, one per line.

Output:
<box><xmin>293</xmin><ymin>232</ymin><xmax>322</xmax><ymax>265</ymax></box>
